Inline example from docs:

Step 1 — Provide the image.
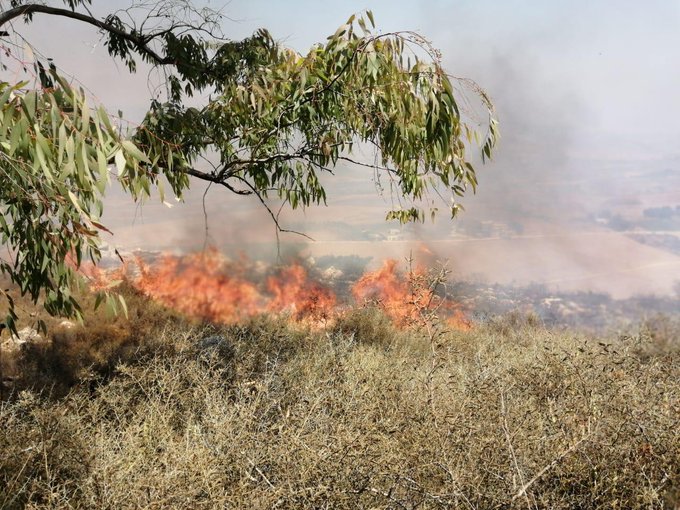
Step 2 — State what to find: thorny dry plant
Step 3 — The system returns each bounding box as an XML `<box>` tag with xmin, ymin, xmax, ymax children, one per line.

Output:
<box><xmin>0</xmin><ymin>283</ymin><xmax>678</xmax><ymax>509</ymax></box>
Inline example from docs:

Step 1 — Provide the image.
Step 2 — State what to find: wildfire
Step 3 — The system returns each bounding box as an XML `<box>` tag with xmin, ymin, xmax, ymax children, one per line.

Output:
<box><xmin>265</xmin><ymin>264</ymin><xmax>336</xmax><ymax>321</ymax></box>
<box><xmin>352</xmin><ymin>259</ymin><xmax>471</xmax><ymax>330</ymax></box>
<box><xmin>134</xmin><ymin>250</ymin><xmax>263</xmax><ymax>324</ymax></box>
<box><xmin>78</xmin><ymin>248</ymin><xmax>470</xmax><ymax>330</ymax></box>
<box><xmin>351</xmin><ymin>259</ymin><xmax>423</xmax><ymax>327</ymax></box>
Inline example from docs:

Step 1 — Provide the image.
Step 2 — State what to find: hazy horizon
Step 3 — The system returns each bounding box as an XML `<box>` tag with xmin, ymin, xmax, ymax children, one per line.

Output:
<box><xmin>6</xmin><ymin>0</ymin><xmax>680</xmax><ymax>299</ymax></box>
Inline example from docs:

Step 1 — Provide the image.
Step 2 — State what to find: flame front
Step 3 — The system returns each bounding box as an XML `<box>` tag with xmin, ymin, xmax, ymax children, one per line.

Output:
<box><xmin>266</xmin><ymin>264</ymin><xmax>336</xmax><ymax>321</ymax></box>
<box><xmin>134</xmin><ymin>250</ymin><xmax>264</xmax><ymax>324</ymax></box>
<box><xmin>351</xmin><ymin>259</ymin><xmax>471</xmax><ymax>329</ymax></box>
<box><xmin>351</xmin><ymin>259</ymin><xmax>420</xmax><ymax>327</ymax></box>
<box><xmin>79</xmin><ymin>249</ymin><xmax>470</xmax><ymax>330</ymax></box>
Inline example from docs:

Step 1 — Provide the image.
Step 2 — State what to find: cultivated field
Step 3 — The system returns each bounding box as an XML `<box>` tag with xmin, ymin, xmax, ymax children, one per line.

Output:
<box><xmin>303</xmin><ymin>232</ymin><xmax>680</xmax><ymax>299</ymax></box>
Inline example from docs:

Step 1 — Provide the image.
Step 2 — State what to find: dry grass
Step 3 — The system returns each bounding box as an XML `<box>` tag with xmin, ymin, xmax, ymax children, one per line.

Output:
<box><xmin>1</xmin><ymin>282</ymin><xmax>185</xmax><ymax>397</ymax></box>
<box><xmin>0</xmin><ymin>297</ymin><xmax>679</xmax><ymax>508</ymax></box>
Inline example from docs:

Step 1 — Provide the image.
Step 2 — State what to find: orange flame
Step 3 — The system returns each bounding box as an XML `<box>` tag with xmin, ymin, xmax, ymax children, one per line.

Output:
<box><xmin>129</xmin><ymin>249</ymin><xmax>337</xmax><ymax>325</ymax></box>
<box><xmin>134</xmin><ymin>250</ymin><xmax>264</xmax><ymax>324</ymax></box>
<box><xmin>265</xmin><ymin>264</ymin><xmax>336</xmax><ymax>321</ymax></box>
<box><xmin>351</xmin><ymin>259</ymin><xmax>471</xmax><ymax>330</ymax></box>
<box><xmin>351</xmin><ymin>259</ymin><xmax>420</xmax><ymax>327</ymax></box>
<box><xmin>74</xmin><ymin>255</ymin><xmax>127</xmax><ymax>293</ymax></box>
<box><xmin>79</xmin><ymin>249</ymin><xmax>470</xmax><ymax>330</ymax></box>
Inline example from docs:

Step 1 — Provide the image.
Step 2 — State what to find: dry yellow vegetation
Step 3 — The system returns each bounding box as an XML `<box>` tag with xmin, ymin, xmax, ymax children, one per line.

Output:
<box><xmin>0</xmin><ymin>294</ymin><xmax>679</xmax><ymax>509</ymax></box>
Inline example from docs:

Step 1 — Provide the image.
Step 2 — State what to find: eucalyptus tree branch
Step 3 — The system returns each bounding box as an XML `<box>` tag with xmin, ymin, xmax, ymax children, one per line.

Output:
<box><xmin>0</xmin><ymin>8</ymin><xmax>497</xmax><ymax>323</ymax></box>
<box><xmin>183</xmin><ymin>167</ymin><xmax>251</xmax><ymax>195</ymax></box>
<box><xmin>334</xmin><ymin>156</ymin><xmax>399</xmax><ymax>175</ymax></box>
<box><xmin>0</xmin><ymin>4</ymin><xmax>172</xmax><ymax>65</ymax></box>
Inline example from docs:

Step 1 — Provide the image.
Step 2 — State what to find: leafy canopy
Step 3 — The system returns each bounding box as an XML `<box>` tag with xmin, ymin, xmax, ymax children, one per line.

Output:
<box><xmin>0</xmin><ymin>1</ymin><xmax>498</xmax><ymax>329</ymax></box>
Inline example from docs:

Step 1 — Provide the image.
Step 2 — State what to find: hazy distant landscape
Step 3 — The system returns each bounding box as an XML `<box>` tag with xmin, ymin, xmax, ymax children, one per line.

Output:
<box><xmin>96</xmin><ymin>152</ymin><xmax>680</xmax><ymax>332</ymax></box>
<box><xmin>2</xmin><ymin>1</ymin><xmax>679</xmax><ymax>508</ymax></box>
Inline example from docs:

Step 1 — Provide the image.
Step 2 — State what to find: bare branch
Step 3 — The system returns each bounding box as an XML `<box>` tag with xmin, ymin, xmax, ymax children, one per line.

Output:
<box><xmin>183</xmin><ymin>167</ymin><xmax>251</xmax><ymax>195</ymax></box>
<box><xmin>234</xmin><ymin>176</ymin><xmax>315</xmax><ymax>242</ymax></box>
<box><xmin>0</xmin><ymin>4</ymin><xmax>172</xmax><ymax>65</ymax></box>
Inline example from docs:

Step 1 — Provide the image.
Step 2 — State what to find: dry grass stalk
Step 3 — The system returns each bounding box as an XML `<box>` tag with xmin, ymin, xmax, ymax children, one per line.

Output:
<box><xmin>0</xmin><ymin>281</ymin><xmax>678</xmax><ymax>508</ymax></box>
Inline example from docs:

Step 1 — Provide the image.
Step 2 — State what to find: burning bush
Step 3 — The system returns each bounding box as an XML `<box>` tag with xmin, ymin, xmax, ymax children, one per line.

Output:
<box><xmin>79</xmin><ymin>249</ymin><xmax>471</xmax><ymax>331</ymax></box>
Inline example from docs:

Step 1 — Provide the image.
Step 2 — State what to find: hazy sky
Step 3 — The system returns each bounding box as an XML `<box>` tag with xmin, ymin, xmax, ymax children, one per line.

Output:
<box><xmin>6</xmin><ymin>1</ymin><xmax>680</xmax><ymax>295</ymax></box>
<box><xmin>223</xmin><ymin>0</ymin><xmax>680</xmax><ymax>157</ymax></box>
<box><xmin>15</xmin><ymin>0</ymin><xmax>680</xmax><ymax>158</ymax></box>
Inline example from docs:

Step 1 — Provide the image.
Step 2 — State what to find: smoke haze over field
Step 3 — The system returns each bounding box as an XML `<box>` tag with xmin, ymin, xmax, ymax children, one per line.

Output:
<box><xmin>8</xmin><ymin>0</ymin><xmax>680</xmax><ymax>298</ymax></box>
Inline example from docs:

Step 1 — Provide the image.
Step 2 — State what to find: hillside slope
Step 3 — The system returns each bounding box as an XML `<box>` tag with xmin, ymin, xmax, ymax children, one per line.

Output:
<box><xmin>1</xmin><ymin>310</ymin><xmax>678</xmax><ymax>509</ymax></box>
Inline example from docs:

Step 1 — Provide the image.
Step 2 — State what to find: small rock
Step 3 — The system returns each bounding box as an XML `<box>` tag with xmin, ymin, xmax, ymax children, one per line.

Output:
<box><xmin>1</xmin><ymin>327</ymin><xmax>47</xmax><ymax>355</ymax></box>
<box><xmin>58</xmin><ymin>320</ymin><xmax>77</xmax><ymax>330</ymax></box>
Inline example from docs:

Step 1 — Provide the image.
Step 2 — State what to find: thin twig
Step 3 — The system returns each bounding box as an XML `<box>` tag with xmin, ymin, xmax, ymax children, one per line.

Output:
<box><xmin>500</xmin><ymin>389</ymin><xmax>532</xmax><ymax>509</ymax></box>
<box><xmin>243</xmin><ymin>453</ymin><xmax>275</xmax><ymax>489</ymax></box>
<box><xmin>234</xmin><ymin>176</ymin><xmax>315</xmax><ymax>242</ymax></box>
<box><xmin>201</xmin><ymin>181</ymin><xmax>213</xmax><ymax>252</ymax></box>
<box><xmin>512</xmin><ymin>429</ymin><xmax>592</xmax><ymax>503</ymax></box>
